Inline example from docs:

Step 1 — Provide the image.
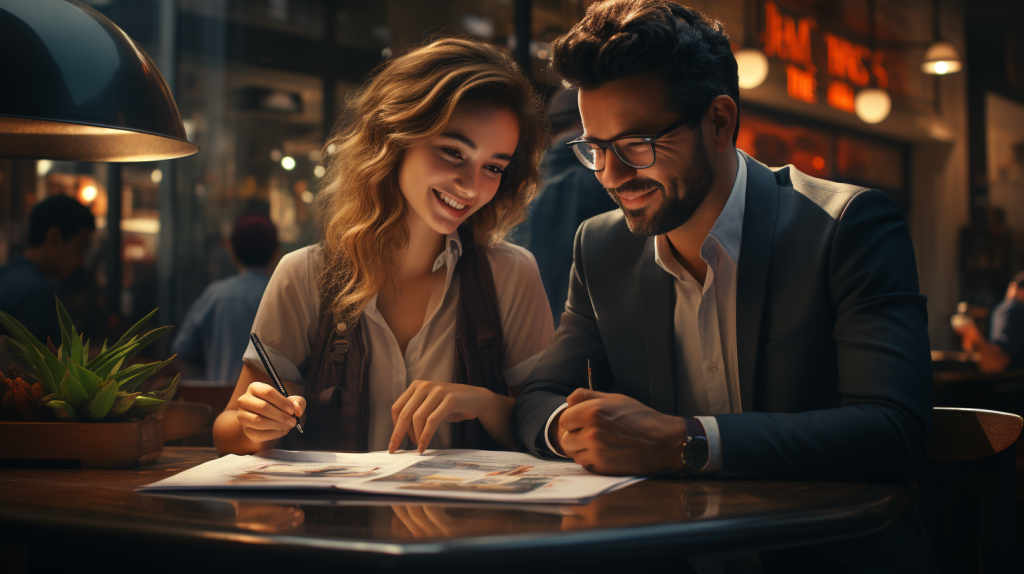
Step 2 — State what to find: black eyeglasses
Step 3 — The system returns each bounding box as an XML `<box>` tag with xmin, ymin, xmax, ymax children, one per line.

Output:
<box><xmin>566</xmin><ymin>116</ymin><xmax>691</xmax><ymax>171</ymax></box>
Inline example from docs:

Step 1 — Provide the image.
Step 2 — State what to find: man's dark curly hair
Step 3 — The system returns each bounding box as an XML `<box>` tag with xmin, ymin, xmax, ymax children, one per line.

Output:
<box><xmin>550</xmin><ymin>0</ymin><xmax>740</xmax><ymax>144</ymax></box>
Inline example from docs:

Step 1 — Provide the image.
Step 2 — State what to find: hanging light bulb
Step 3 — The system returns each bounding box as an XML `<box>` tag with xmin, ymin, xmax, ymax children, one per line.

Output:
<box><xmin>854</xmin><ymin>88</ymin><xmax>891</xmax><ymax>124</ymax></box>
<box><xmin>922</xmin><ymin>41</ymin><xmax>962</xmax><ymax>75</ymax></box>
<box><xmin>735</xmin><ymin>48</ymin><xmax>769</xmax><ymax>89</ymax></box>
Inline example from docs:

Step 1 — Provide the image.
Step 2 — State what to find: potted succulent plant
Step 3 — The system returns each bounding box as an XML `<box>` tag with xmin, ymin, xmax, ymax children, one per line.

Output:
<box><xmin>0</xmin><ymin>299</ymin><xmax>178</xmax><ymax>468</ymax></box>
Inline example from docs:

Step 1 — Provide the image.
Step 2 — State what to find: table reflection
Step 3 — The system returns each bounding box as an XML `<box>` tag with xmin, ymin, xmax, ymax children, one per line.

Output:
<box><xmin>389</xmin><ymin>504</ymin><xmax>557</xmax><ymax>539</ymax></box>
<box><xmin>229</xmin><ymin>501</ymin><xmax>305</xmax><ymax>532</ymax></box>
<box><xmin>144</xmin><ymin>478</ymin><xmax>885</xmax><ymax>541</ymax></box>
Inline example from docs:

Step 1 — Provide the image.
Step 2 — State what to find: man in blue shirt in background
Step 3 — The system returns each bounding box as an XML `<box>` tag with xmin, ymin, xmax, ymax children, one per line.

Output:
<box><xmin>0</xmin><ymin>195</ymin><xmax>95</xmax><ymax>344</ymax></box>
<box><xmin>955</xmin><ymin>270</ymin><xmax>1024</xmax><ymax>372</ymax></box>
<box><xmin>172</xmin><ymin>213</ymin><xmax>279</xmax><ymax>384</ymax></box>
<box><xmin>515</xmin><ymin>88</ymin><xmax>617</xmax><ymax>327</ymax></box>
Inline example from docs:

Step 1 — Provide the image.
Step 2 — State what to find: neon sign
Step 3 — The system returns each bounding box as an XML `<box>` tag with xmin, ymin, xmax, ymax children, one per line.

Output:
<box><xmin>762</xmin><ymin>2</ymin><xmax>889</xmax><ymax>113</ymax></box>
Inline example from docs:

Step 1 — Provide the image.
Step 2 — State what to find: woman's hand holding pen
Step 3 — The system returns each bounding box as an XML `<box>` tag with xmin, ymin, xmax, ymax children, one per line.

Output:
<box><xmin>389</xmin><ymin>380</ymin><xmax>515</xmax><ymax>453</ymax></box>
<box><xmin>236</xmin><ymin>382</ymin><xmax>307</xmax><ymax>443</ymax></box>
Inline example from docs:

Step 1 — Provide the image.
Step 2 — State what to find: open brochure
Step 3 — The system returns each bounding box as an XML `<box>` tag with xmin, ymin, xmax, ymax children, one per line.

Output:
<box><xmin>138</xmin><ymin>449</ymin><xmax>644</xmax><ymax>504</ymax></box>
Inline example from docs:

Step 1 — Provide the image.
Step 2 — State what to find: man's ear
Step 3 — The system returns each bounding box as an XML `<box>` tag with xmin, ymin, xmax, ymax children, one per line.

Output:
<box><xmin>706</xmin><ymin>95</ymin><xmax>738</xmax><ymax>153</ymax></box>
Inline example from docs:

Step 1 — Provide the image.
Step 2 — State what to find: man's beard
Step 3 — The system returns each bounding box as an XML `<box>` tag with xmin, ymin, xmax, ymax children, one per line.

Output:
<box><xmin>608</xmin><ymin>134</ymin><xmax>716</xmax><ymax>237</ymax></box>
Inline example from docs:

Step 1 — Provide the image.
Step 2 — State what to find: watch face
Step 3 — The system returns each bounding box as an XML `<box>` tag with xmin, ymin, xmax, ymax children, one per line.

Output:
<box><xmin>684</xmin><ymin>436</ymin><xmax>710</xmax><ymax>472</ymax></box>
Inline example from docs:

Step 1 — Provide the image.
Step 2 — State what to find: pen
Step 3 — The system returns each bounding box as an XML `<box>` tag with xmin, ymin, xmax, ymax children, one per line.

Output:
<box><xmin>249</xmin><ymin>332</ymin><xmax>303</xmax><ymax>433</ymax></box>
<box><xmin>587</xmin><ymin>359</ymin><xmax>594</xmax><ymax>391</ymax></box>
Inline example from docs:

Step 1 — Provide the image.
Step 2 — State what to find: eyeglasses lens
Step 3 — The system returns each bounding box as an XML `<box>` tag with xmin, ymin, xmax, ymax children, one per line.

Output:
<box><xmin>571</xmin><ymin>143</ymin><xmax>603</xmax><ymax>170</ymax></box>
<box><xmin>614</xmin><ymin>138</ymin><xmax>654</xmax><ymax>169</ymax></box>
<box><xmin>571</xmin><ymin>140</ymin><xmax>654</xmax><ymax>171</ymax></box>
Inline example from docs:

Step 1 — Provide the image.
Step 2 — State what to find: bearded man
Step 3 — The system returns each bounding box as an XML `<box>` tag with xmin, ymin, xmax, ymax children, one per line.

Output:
<box><xmin>512</xmin><ymin>1</ymin><xmax>935</xmax><ymax>571</ymax></box>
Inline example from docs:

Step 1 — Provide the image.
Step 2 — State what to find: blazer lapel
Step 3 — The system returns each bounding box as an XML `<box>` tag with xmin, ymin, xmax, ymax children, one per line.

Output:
<box><xmin>639</xmin><ymin>237</ymin><xmax>677</xmax><ymax>415</ymax></box>
<box><xmin>736</xmin><ymin>152</ymin><xmax>778</xmax><ymax>413</ymax></box>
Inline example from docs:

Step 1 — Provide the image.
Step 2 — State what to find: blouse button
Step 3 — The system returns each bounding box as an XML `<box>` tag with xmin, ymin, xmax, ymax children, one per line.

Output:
<box><xmin>708</xmin><ymin>362</ymin><xmax>719</xmax><ymax>373</ymax></box>
<box><xmin>336</xmin><ymin>322</ymin><xmax>347</xmax><ymax>333</ymax></box>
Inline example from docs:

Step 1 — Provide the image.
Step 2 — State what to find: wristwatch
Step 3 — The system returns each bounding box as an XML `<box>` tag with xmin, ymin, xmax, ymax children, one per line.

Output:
<box><xmin>681</xmin><ymin>418</ymin><xmax>709</xmax><ymax>475</ymax></box>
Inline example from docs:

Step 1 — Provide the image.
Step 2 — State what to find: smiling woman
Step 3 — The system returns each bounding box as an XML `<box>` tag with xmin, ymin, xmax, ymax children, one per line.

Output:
<box><xmin>399</xmin><ymin>102</ymin><xmax>520</xmax><ymax>236</ymax></box>
<box><xmin>212</xmin><ymin>38</ymin><xmax>553</xmax><ymax>457</ymax></box>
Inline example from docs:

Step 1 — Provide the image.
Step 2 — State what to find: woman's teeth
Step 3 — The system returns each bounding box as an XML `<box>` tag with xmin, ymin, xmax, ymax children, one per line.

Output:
<box><xmin>436</xmin><ymin>190</ymin><xmax>466</xmax><ymax>210</ymax></box>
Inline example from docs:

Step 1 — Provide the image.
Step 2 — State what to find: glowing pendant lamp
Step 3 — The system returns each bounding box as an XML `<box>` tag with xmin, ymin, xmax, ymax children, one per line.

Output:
<box><xmin>0</xmin><ymin>0</ymin><xmax>198</xmax><ymax>161</ymax></box>
<box><xmin>735</xmin><ymin>48</ymin><xmax>770</xmax><ymax>90</ymax></box>
<box><xmin>921</xmin><ymin>0</ymin><xmax>962</xmax><ymax>75</ymax></box>
<box><xmin>922</xmin><ymin>41</ymin><xmax>962</xmax><ymax>75</ymax></box>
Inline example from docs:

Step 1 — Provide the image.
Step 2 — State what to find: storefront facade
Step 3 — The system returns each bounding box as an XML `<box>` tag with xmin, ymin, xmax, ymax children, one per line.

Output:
<box><xmin>0</xmin><ymin>0</ymin><xmax>971</xmax><ymax>351</ymax></box>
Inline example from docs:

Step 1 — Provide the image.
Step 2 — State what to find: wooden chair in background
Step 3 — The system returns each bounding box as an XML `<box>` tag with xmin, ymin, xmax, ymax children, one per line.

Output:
<box><xmin>920</xmin><ymin>407</ymin><xmax>1023</xmax><ymax>573</ymax></box>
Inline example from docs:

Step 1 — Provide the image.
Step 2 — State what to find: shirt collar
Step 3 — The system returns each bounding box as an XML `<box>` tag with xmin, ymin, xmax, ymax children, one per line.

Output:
<box><xmin>431</xmin><ymin>230</ymin><xmax>463</xmax><ymax>272</ymax></box>
<box><xmin>654</xmin><ymin>149</ymin><xmax>747</xmax><ymax>276</ymax></box>
<box><xmin>366</xmin><ymin>230</ymin><xmax>464</xmax><ymax>323</ymax></box>
<box><xmin>707</xmin><ymin>149</ymin><xmax>747</xmax><ymax>265</ymax></box>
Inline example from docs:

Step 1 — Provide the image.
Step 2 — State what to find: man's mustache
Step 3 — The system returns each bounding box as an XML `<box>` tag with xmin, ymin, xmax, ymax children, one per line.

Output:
<box><xmin>608</xmin><ymin>177</ymin><xmax>665</xmax><ymax>196</ymax></box>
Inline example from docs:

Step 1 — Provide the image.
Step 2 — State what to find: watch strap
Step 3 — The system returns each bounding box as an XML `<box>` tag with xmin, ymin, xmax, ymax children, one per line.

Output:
<box><xmin>681</xmin><ymin>417</ymin><xmax>709</xmax><ymax>475</ymax></box>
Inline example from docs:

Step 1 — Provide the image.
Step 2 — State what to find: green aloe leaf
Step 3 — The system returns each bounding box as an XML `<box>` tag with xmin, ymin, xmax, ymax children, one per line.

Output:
<box><xmin>40</xmin><ymin>393</ymin><xmax>61</xmax><ymax>403</ymax></box>
<box><xmin>60</xmin><ymin>372</ymin><xmax>89</xmax><ymax>409</ymax></box>
<box><xmin>9</xmin><ymin>351</ymin><xmax>42</xmax><ymax>383</ymax></box>
<box><xmin>54</xmin><ymin>298</ymin><xmax>76</xmax><ymax>364</ymax></box>
<box><xmin>3</xmin><ymin>337</ymin><xmax>39</xmax><ymax>379</ymax></box>
<box><xmin>120</xmin><ymin>396</ymin><xmax>166</xmax><ymax>418</ymax></box>
<box><xmin>82</xmin><ymin>338</ymin><xmax>90</xmax><ymax>360</ymax></box>
<box><xmin>4</xmin><ymin>333</ymin><xmax>61</xmax><ymax>394</ymax></box>
<box><xmin>106</xmin><ymin>357</ymin><xmax>125</xmax><ymax>378</ymax></box>
<box><xmin>84</xmin><ymin>379</ymin><xmax>118</xmax><ymax>420</ymax></box>
<box><xmin>71</xmin><ymin>331</ymin><xmax>83</xmax><ymax>367</ymax></box>
<box><xmin>44</xmin><ymin>400</ymin><xmax>78</xmax><ymax>421</ymax></box>
<box><xmin>89</xmin><ymin>316</ymin><xmax>170</xmax><ymax>373</ymax></box>
<box><xmin>39</xmin><ymin>343</ymin><xmax>68</xmax><ymax>386</ymax></box>
<box><xmin>85</xmin><ymin>335</ymin><xmax>136</xmax><ymax>371</ymax></box>
<box><xmin>29</xmin><ymin>346</ymin><xmax>58</xmax><ymax>395</ymax></box>
<box><xmin>113</xmin><ymin>307</ymin><xmax>158</xmax><ymax>348</ymax></box>
<box><xmin>111</xmin><ymin>362</ymin><xmax>151</xmax><ymax>383</ymax></box>
<box><xmin>121</xmin><ymin>326</ymin><xmax>173</xmax><ymax>364</ymax></box>
<box><xmin>87</xmin><ymin>308</ymin><xmax>158</xmax><ymax>370</ymax></box>
<box><xmin>109</xmin><ymin>392</ymin><xmax>140</xmax><ymax>416</ymax></box>
<box><xmin>100</xmin><ymin>339</ymin><xmax>108</xmax><ymax>353</ymax></box>
<box><xmin>67</xmin><ymin>360</ymin><xmax>102</xmax><ymax>398</ymax></box>
<box><xmin>144</xmin><ymin>373</ymin><xmax>180</xmax><ymax>402</ymax></box>
<box><xmin>55</xmin><ymin>297</ymin><xmax>84</xmax><ymax>366</ymax></box>
<box><xmin>0</xmin><ymin>311</ymin><xmax>51</xmax><ymax>363</ymax></box>
<box><xmin>115</xmin><ymin>355</ymin><xmax>175</xmax><ymax>393</ymax></box>
<box><xmin>4</xmin><ymin>335</ymin><xmax>28</xmax><ymax>356</ymax></box>
<box><xmin>92</xmin><ymin>343</ymin><xmax>139</xmax><ymax>380</ymax></box>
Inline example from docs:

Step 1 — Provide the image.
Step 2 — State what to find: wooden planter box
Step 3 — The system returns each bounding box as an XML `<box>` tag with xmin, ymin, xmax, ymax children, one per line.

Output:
<box><xmin>0</xmin><ymin>415</ymin><xmax>163</xmax><ymax>469</ymax></box>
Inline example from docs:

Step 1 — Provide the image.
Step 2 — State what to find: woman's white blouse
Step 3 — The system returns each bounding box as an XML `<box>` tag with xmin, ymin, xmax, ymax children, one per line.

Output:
<box><xmin>242</xmin><ymin>231</ymin><xmax>555</xmax><ymax>451</ymax></box>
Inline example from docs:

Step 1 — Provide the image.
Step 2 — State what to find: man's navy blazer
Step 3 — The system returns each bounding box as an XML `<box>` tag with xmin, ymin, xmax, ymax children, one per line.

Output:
<box><xmin>512</xmin><ymin>151</ymin><xmax>935</xmax><ymax>570</ymax></box>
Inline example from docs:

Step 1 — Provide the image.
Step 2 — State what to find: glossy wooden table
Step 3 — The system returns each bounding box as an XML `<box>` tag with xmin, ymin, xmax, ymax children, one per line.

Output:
<box><xmin>0</xmin><ymin>448</ymin><xmax>916</xmax><ymax>571</ymax></box>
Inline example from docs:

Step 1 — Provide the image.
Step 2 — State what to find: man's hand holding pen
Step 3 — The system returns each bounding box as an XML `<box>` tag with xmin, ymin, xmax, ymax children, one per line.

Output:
<box><xmin>551</xmin><ymin>388</ymin><xmax>688</xmax><ymax>476</ymax></box>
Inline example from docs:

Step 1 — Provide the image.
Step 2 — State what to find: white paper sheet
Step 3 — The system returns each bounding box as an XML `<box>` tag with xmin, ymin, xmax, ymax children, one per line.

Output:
<box><xmin>138</xmin><ymin>449</ymin><xmax>644</xmax><ymax>504</ymax></box>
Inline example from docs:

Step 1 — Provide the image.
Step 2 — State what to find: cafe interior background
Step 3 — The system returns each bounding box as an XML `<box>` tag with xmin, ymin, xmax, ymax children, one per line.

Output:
<box><xmin>0</xmin><ymin>0</ymin><xmax>1021</xmax><ymax>399</ymax></box>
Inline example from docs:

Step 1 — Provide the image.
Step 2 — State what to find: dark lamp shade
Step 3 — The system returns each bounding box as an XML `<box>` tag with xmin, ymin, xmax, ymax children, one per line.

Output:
<box><xmin>0</xmin><ymin>0</ymin><xmax>198</xmax><ymax>161</ymax></box>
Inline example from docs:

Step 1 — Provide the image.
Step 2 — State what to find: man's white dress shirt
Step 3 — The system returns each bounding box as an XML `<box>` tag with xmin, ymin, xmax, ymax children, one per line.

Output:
<box><xmin>546</xmin><ymin>150</ymin><xmax>747</xmax><ymax>473</ymax></box>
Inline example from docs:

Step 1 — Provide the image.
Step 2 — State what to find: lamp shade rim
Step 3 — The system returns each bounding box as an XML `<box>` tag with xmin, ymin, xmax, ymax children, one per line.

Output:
<box><xmin>0</xmin><ymin>114</ymin><xmax>199</xmax><ymax>161</ymax></box>
<box><xmin>0</xmin><ymin>112</ymin><xmax>195</xmax><ymax>146</ymax></box>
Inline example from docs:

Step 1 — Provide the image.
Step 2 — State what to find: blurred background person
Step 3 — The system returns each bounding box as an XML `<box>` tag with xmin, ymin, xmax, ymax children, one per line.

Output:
<box><xmin>514</xmin><ymin>88</ymin><xmax>616</xmax><ymax>327</ymax></box>
<box><xmin>954</xmin><ymin>270</ymin><xmax>1024</xmax><ymax>374</ymax></box>
<box><xmin>0</xmin><ymin>195</ymin><xmax>95</xmax><ymax>344</ymax></box>
<box><xmin>172</xmin><ymin>212</ymin><xmax>280</xmax><ymax>384</ymax></box>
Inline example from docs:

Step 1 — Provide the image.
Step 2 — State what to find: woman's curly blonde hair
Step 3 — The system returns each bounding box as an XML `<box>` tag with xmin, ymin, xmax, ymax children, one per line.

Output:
<box><xmin>316</xmin><ymin>37</ymin><xmax>546</xmax><ymax>326</ymax></box>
